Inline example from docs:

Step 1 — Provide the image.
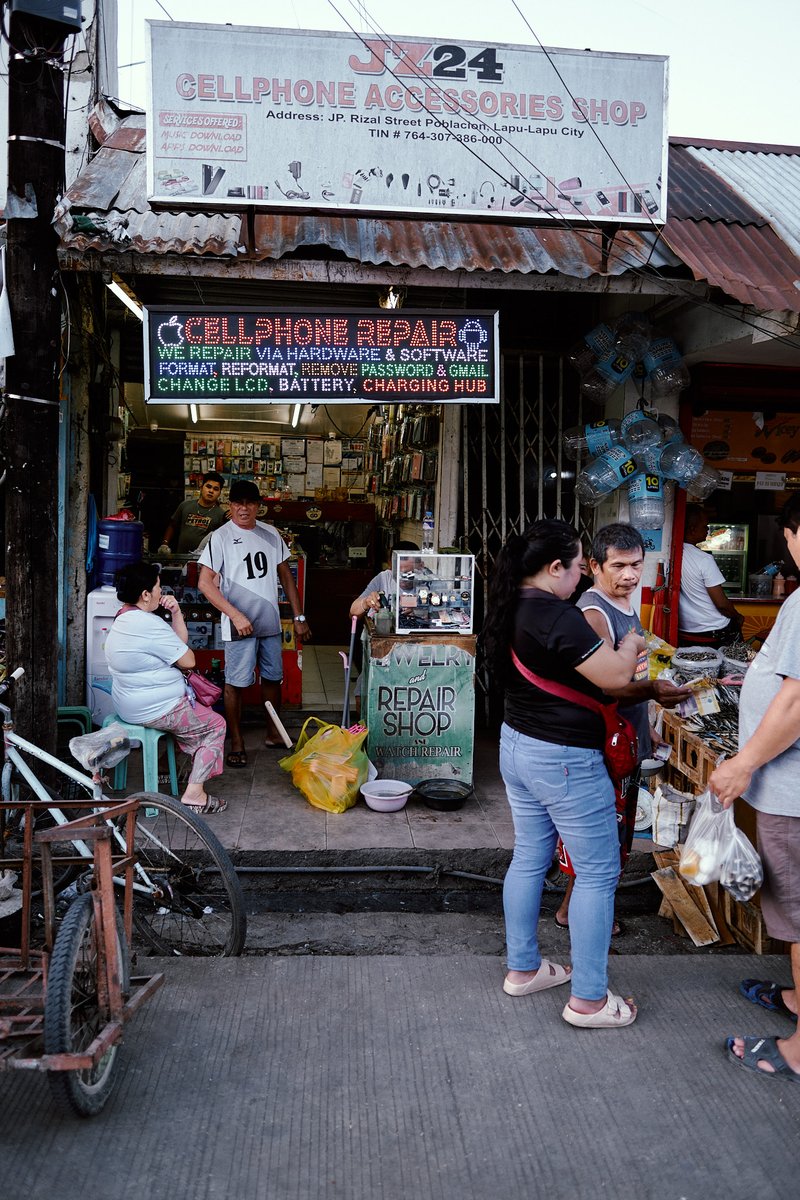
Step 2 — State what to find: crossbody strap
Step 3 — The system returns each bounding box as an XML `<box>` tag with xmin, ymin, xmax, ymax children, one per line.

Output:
<box><xmin>510</xmin><ymin>647</ymin><xmax>606</xmax><ymax>716</ymax></box>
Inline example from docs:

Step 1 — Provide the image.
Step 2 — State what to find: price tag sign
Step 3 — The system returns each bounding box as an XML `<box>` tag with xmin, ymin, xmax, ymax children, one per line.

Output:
<box><xmin>754</xmin><ymin>472</ymin><xmax>787</xmax><ymax>491</ymax></box>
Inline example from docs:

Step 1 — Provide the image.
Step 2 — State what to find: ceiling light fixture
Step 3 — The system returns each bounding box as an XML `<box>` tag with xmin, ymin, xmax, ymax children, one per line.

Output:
<box><xmin>189</xmin><ymin>404</ymin><xmax>199</xmax><ymax>424</ymax></box>
<box><xmin>106</xmin><ymin>279</ymin><xmax>144</xmax><ymax>321</ymax></box>
<box><xmin>291</xmin><ymin>403</ymin><xmax>302</xmax><ymax>428</ymax></box>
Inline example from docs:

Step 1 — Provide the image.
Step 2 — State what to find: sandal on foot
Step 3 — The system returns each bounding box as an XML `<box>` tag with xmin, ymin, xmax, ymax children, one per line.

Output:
<box><xmin>562</xmin><ymin>989</ymin><xmax>637</xmax><ymax>1028</ymax></box>
<box><xmin>184</xmin><ymin>794</ymin><xmax>227</xmax><ymax>815</ymax></box>
<box><xmin>740</xmin><ymin>979</ymin><xmax>798</xmax><ymax>1024</ymax></box>
<box><xmin>226</xmin><ymin>750</ymin><xmax>248</xmax><ymax>768</ymax></box>
<box><xmin>503</xmin><ymin>958</ymin><xmax>571</xmax><ymax>996</ymax></box>
<box><xmin>726</xmin><ymin>1035</ymin><xmax>800</xmax><ymax>1082</ymax></box>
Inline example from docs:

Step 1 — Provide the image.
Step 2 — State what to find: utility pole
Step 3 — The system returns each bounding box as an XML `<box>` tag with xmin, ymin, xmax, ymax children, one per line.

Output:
<box><xmin>5</xmin><ymin>8</ymin><xmax>70</xmax><ymax>746</ymax></box>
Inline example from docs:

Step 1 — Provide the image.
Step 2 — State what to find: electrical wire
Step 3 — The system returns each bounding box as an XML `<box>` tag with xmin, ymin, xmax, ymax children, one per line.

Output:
<box><xmin>330</xmin><ymin>1</ymin><xmax>800</xmax><ymax>345</ymax></box>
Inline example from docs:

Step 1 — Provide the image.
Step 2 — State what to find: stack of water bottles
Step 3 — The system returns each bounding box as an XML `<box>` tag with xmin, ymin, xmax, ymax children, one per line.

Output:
<box><xmin>568</xmin><ymin>315</ymin><xmax>691</xmax><ymax>408</ymax></box>
<box><xmin>566</xmin><ymin>409</ymin><xmax>721</xmax><ymax>528</ymax></box>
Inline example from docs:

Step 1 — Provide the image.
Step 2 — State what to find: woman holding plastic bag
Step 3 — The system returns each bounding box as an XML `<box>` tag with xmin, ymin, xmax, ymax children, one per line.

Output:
<box><xmin>483</xmin><ymin>519</ymin><xmax>644</xmax><ymax>1029</ymax></box>
<box><xmin>709</xmin><ymin>493</ymin><xmax>800</xmax><ymax>1084</ymax></box>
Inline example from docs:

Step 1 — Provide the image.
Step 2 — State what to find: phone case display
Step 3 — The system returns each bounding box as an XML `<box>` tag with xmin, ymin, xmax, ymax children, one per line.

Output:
<box><xmin>704</xmin><ymin>524</ymin><xmax>749</xmax><ymax>595</ymax></box>
<box><xmin>392</xmin><ymin>552</ymin><xmax>475</xmax><ymax>634</ymax></box>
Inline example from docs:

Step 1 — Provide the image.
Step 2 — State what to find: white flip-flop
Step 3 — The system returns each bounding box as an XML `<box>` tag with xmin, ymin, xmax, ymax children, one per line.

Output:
<box><xmin>503</xmin><ymin>958</ymin><xmax>572</xmax><ymax>996</ymax></box>
<box><xmin>562</xmin><ymin>989</ymin><xmax>637</xmax><ymax>1028</ymax></box>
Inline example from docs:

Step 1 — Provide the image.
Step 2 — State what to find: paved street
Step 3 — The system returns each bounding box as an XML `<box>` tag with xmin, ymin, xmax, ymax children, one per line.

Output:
<box><xmin>3</xmin><ymin>952</ymin><xmax>798</xmax><ymax>1200</ymax></box>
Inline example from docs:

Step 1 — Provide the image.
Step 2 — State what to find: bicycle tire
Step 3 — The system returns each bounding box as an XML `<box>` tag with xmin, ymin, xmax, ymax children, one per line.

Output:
<box><xmin>4</xmin><ymin>780</ymin><xmax>81</xmax><ymax>900</ymax></box>
<box><xmin>44</xmin><ymin>893</ymin><xmax>130</xmax><ymax>1118</ymax></box>
<box><xmin>123</xmin><ymin>792</ymin><xmax>246</xmax><ymax>957</ymax></box>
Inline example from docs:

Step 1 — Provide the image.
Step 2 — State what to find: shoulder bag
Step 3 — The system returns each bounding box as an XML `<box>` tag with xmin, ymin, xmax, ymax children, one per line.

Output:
<box><xmin>510</xmin><ymin>648</ymin><xmax>638</xmax><ymax>783</ymax></box>
<box><xmin>183</xmin><ymin>669</ymin><xmax>222</xmax><ymax>707</ymax></box>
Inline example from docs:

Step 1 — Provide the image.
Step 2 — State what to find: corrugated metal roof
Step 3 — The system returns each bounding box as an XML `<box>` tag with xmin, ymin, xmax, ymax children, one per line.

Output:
<box><xmin>58</xmin><ymin>111</ymin><xmax>800</xmax><ymax>309</ymax></box>
<box><xmin>250</xmin><ymin>212</ymin><xmax>675</xmax><ymax>276</ymax></box>
<box><xmin>665</xmin><ymin>143</ymin><xmax>766</xmax><ymax>224</ymax></box>
<box><xmin>685</xmin><ymin>145</ymin><xmax>800</xmax><ymax>263</ymax></box>
<box><xmin>662</xmin><ymin>218</ymin><xmax>800</xmax><ymax>311</ymax></box>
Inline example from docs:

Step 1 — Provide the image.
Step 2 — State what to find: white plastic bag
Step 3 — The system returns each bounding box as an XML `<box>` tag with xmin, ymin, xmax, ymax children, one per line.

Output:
<box><xmin>678</xmin><ymin>789</ymin><xmax>737</xmax><ymax>886</ymax></box>
<box><xmin>720</xmin><ymin>827</ymin><xmax>763</xmax><ymax>902</ymax></box>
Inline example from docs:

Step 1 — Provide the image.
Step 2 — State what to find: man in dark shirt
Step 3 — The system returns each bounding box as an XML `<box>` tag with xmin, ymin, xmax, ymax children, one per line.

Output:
<box><xmin>555</xmin><ymin>523</ymin><xmax>690</xmax><ymax>933</ymax></box>
<box><xmin>159</xmin><ymin>471</ymin><xmax>227</xmax><ymax>556</ymax></box>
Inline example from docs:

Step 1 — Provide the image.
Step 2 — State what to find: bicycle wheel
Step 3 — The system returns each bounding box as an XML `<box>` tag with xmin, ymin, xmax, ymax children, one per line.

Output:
<box><xmin>44</xmin><ymin>893</ymin><xmax>130</xmax><ymax>1118</ymax></box>
<box><xmin>123</xmin><ymin>792</ymin><xmax>246</xmax><ymax>957</ymax></box>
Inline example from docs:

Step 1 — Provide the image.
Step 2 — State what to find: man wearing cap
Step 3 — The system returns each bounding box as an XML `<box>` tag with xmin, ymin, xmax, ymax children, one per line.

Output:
<box><xmin>199</xmin><ymin>480</ymin><xmax>311</xmax><ymax>765</ymax></box>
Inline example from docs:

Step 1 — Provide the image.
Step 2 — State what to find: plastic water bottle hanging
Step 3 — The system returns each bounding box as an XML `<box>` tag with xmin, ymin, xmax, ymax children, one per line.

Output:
<box><xmin>562</xmin><ymin>418</ymin><xmax>623</xmax><ymax>460</ymax></box>
<box><xmin>575</xmin><ymin>445</ymin><xmax>639</xmax><ymax>507</ymax></box>
<box><xmin>627</xmin><ymin>473</ymin><xmax>665</xmax><ymax>529</ymax></box>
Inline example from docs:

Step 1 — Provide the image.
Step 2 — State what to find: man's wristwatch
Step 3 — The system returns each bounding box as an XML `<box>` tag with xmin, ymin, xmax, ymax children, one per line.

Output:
<box><xmin>293</xmin><ymin>614</ymin><xmax>307</xmax><ymax>622</ymax></box>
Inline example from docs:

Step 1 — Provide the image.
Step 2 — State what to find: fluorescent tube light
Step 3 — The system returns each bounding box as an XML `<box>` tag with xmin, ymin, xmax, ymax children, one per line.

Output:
<box><xmin>106</xmin><ymin>280</ymin><xmax>144</xmax><ymax>321</ymax></box>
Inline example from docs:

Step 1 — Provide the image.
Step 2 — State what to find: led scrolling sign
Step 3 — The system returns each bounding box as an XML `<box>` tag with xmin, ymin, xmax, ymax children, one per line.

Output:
<box><xmin>144</xmin><ymin>308</ymin><xmax>500</xmax><ymax>404</ymax></box>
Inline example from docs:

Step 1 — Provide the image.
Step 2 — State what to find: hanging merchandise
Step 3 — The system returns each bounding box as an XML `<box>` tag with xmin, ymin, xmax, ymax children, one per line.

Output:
<box><xmin>563</xmin><ymin>317</ymin><xmax>717</xmax><ymax>507</ymax></box>
<box><xmin>579</xmin><ymin>347</ymin><xmax>638</xmax><ymax>406</ymax></box>
<box><xmin>575</xmin><ymin>445</ymin><xmax>639</xmax><ymax>507</ymax></box>
<box><xmin>613</xmin><ymin>313</ymin><xmax>653</xmax><ymax>361</ymax></box>
<box><xmin>569</xmin><ymin>317</ymin><xmax>691</xmax><ymax>410</ymax></box>
<box><xmin>627</xmin><ymin>472</ymin><xmax>665</xmax><ymax>529</ymax></box>
<box><xmin>642</xmin><ymin>337</ymin><xmax>692</xmax><ymax>399</ymax></box>
<box><xmin>656</xmin><ymin>412</ymin><xmax>685</xmax><ymax>444</ymax></box>
<box><xmin>620</xmin><ymin>409</ymin><xmax>664</xmax><ymax>455</ymax></box>
<box><xmin>567</xmin><ymin>322</ymin><xmax>616</xmax><ymax>376</ymax></box>
<box><xmin>562</xmin><ymin>418</ymin><xmax>623</xmax><ymax>460</ymax></box>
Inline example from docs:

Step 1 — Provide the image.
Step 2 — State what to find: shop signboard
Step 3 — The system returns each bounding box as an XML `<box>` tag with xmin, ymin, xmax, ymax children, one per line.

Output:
<box><xmin>146</xmin><ymin>21</ymin><xmax>668</xmax><ymax>224</ymax></box>
<box><xmin>364</xmin><ymin>637</ymin><xmax>476</xmax><ymax>784</ymax></box>
<box><xmin>145</xmin><ymin>307</ymin><xmax>499</xmax><ymax>404</ymax></box>
<box><xmin>691</xmin><ymin>410</ymin><xmax>800</xmax><ymax>472</ymax></box>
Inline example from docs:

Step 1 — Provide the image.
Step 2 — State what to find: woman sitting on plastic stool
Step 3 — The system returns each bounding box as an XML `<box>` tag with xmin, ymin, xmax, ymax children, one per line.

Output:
<box><xmin>104</xmin><ymin>560</ymin><xmax>228</xmax><ymax>815</ymax></box>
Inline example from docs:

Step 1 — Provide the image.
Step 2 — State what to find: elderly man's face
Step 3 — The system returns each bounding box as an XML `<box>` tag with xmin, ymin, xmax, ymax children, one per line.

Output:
<box><xmin>590</xmin><ymin>546</ymin><xmax>644</xmax><ymax>600</ymax></box>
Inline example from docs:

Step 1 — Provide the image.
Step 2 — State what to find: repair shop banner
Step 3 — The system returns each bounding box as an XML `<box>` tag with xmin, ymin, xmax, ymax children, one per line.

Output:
<box><xmin>364</xmin><ymin>639</ymin><xmax>476</xmax><ymax>785</ymax></box>
<box><xmin>144</xmin><ymin>308</ymin><xmax>499</xmax><ymax>404</ymax></box>
<box><xmin>146</xmin><ymin>21</ymin><xmax>668</xmax><ymax>224</ymax></box>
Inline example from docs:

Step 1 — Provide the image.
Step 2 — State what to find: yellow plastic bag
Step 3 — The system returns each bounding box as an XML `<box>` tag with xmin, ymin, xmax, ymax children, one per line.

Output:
<box><xmin>279</xmin><ymin>717</ymin><xmax>369</xmax><ymax>813</ymax></box>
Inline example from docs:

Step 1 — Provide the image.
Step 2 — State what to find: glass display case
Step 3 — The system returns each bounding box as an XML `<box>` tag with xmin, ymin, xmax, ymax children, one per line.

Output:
<box><xmin>391</xmin><ymin>552</ymin><xmax>475</xmax><ymax>634</ymax></box>
<box><xmin>703</xmin><ymin>523</ymin><xmax>749</xmax><ymax>595</ymax></box>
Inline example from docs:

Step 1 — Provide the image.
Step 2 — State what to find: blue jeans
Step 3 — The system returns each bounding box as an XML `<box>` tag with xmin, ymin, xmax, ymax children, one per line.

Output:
<box><xmin>500</xmin><ymin>723</ymin><xmax>618</xmax><ymax>1001</ymax></box>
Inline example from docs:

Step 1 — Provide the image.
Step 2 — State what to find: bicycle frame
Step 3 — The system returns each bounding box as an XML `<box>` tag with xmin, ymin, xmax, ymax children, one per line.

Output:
<box><xmin>1</xmin><ymin>724</ymin><xmax>181</xmax><ymax>925</ymax></box>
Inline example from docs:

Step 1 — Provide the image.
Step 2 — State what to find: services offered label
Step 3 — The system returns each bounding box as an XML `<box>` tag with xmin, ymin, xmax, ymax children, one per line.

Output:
<box><xmin>145</xmin><ymin>307</ymin><xmax>499</xmax><ymax>404</ymax></box>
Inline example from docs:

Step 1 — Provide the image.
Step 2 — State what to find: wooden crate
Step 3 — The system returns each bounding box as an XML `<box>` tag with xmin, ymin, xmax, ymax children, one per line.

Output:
<box><xmin>660</xmin><ymin>710</ymin><xmax>682</xmax><ymax>757</ymax></box>
<box><xmin>722</xmin><ymin>892</ymin><xmax>786</xmax><ymax>955</ymax></box>
<box><xmin>677</xmin><ymin>728</ymin><xmax>720</xmax><ymax>788</ymax></box>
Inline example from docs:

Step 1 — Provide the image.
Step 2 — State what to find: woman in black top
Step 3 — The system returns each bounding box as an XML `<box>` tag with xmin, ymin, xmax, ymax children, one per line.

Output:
<box><xmin>484</xmin><ymin>520</ymin><xmax>643</xmax><ymax>1028</ymax></box>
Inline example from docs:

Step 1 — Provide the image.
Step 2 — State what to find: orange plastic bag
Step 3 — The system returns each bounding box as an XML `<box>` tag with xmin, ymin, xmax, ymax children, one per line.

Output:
<box><xmin>279</xmin><ymin>717</ymin><xmax>369</xmax><ymax>813</ymax></box>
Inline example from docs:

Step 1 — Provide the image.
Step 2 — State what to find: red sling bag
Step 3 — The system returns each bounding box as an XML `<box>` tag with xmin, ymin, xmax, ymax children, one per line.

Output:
<box><xmin>510</xmin><ymin>648</ymin><xmax>639</xmax><ymax>783</ymax></box>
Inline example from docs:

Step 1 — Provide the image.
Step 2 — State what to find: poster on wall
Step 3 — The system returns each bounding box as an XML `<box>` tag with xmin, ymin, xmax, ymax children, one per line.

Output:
<box><xmin>146</xmin><ymin>21</ymin><xmax>668</xmax><ymax>224</ymax></box>
<box><xmin>690</xmin><ymin>411</ymin><xmax>800</xmax><ymax>472</ymax></box>
<box><xmin>145</xmin><ymin>307</ymin><xmax>499</xmax><ymax>403</ymax></box>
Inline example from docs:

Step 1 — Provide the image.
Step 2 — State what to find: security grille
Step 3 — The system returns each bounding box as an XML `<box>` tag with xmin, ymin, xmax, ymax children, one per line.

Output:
<box><xmin>460</xmin><ymin>351</ymin><xmax>595</xmax><ymax>720</ymax></box>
